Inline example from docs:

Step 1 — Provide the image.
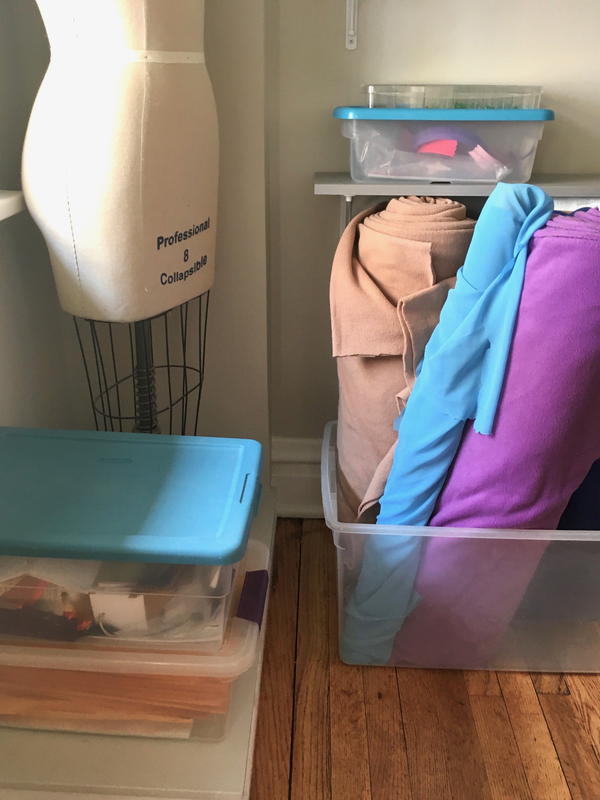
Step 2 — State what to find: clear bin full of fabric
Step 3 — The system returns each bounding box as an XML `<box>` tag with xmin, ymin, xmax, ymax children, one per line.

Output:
<box><xmin>326</xmin><ymin>183</ymin><xmax>600</xmax><ymax>672</ymax></box>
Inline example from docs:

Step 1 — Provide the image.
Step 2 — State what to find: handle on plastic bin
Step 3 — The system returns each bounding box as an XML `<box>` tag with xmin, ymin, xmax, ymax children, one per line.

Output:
<box><xmin>236</xmin><ymin>569</ymin><xmax>269</xmax><ymax>628</ymax></box>
<box><xmin>321</xmin><ymin>421</ymin><xmax>338</xmax><ymax>527</ymax></box>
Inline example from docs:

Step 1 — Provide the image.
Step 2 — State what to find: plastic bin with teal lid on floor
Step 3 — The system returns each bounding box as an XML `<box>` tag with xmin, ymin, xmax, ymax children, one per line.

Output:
<box><xmin>0</xmin><ymin>427</ymin><xmax>262</xmax><ymax>651</ymax></box>
<box><xmin>0</xmin><ymin>537</ymin><xmax>271</xmax><ymax>741</ymax></box>
<box><xmin>334</xmin><ymin>105</ymin><xmax>555</xmax><ymax>184</ymax></box>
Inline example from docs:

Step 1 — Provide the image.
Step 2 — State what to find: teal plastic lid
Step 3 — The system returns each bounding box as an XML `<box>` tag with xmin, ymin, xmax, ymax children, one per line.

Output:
<box><xmin>0</xmin><ymin>428</ymin><xmax>262</xmax><ymax>565</ymax></box>
<box><xmin>333</xmin><ymin>106</ymin><xmax>554</xmax><ymax>122</ymax></box>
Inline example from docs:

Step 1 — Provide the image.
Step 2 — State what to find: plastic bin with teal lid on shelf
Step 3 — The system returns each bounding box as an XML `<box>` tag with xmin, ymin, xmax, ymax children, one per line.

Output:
<box><xmin>0</xmin><ymin>426</ymin><xmax>262</xmax><ymax>652</ymax></box>
<box><xmin>334</xmin><ymin>105</ymin><xmax>555</xmax><ymax>184</ymax></box>
<box><xmin>362</xmin><ymin>83</ymin><xmax>544</xmax><ymax>109</ymax></box>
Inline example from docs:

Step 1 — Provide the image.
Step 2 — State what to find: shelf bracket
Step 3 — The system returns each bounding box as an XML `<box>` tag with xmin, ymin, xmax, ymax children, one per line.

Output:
<box><xmin>345</xmin><ymin>0</ymin><xmax>359</xmax><ymax>50</ymax></box>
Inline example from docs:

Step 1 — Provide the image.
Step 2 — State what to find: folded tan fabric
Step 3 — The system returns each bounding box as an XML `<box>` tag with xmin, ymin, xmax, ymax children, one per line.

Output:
<box><xmin>330</xmin><ymin>197</ymin><xmax>475</xmax><ymax>526</ymax></box>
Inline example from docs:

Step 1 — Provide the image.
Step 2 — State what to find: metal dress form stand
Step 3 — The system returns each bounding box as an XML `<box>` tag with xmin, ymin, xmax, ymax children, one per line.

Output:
<box><xmin>73</xmin><ymin>293</ymin><xmax>210</xmax><ymax>435</ymax></box>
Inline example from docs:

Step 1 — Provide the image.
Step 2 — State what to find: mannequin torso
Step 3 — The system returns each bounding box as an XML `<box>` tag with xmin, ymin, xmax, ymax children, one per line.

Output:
<box><xmin>23</xmin><ymin>0</ymin><xmax>218</xmax><ymax>323</ymax></box>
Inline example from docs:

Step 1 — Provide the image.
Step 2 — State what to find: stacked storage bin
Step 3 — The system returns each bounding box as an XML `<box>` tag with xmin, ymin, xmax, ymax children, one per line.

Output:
<box><xmin>334</xmin><ymin>84</ymin><xmax>554</xmax><ymax>183</ymax></box>
<box><xmin>0</xmin><ymin>427</ymin><xmax>267</xmax><ymax>740</ymax></box>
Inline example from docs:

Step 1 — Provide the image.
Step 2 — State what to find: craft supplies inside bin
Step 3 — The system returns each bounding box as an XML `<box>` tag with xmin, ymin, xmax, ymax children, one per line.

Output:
<box><xmin>321</xmin><ymin>422</ymin><xmax>600</xmax><ymax>673</ymax></box>
<box><xmin>0</xmin><ymin>540</ymin><xmax>270</xmax><ymax>741</ymax></box>
<box><xmin>0</xmin><ymin>554</ymin><xmax>242</xmax><ymax>650</ymax></box>
<box><xmin>334</xmin><ymin>84</ymin><xmax>554</xmax><ymax>183</ymax></box>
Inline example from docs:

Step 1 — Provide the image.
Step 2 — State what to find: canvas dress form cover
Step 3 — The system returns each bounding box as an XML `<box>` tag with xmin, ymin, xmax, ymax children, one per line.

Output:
<box><xmin>22</xmin><ymin>0</ymin><xmax>219</xmax><ymax>323</ymax></box>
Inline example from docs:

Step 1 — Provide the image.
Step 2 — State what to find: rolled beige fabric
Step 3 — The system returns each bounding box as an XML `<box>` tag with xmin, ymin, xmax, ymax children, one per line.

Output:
<box><xmin>330</xmin><ymin>197</ymin><xmax>475</xmax><ymax>528</ymax></box>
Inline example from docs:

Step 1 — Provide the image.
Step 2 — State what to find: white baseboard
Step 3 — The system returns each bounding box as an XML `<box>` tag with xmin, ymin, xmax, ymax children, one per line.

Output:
<box><xmin>271</xmin><ymin>435</ymin><xmax>323</xmax><ymax>518</ymax></box>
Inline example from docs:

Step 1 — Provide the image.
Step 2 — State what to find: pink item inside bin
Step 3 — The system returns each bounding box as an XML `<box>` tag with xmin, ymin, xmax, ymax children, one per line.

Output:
<box><xmin>417</xmin><ymin>139</ymin><xmax>458</xmax><ymax>157</ymax></box>
<box><xmin>469</xmin><ymin>144</ymin><xmax>504</xmax><ymax>169</ymax></box>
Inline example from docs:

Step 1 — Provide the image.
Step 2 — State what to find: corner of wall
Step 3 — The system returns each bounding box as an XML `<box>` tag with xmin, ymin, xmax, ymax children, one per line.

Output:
<box><xmin>271</xmin><ymin>434</ymin><xmax>323</xmax><ymax>517</ymax></box>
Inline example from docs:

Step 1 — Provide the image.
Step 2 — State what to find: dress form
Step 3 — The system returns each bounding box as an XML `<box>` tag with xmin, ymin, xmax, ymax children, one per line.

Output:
<box><xmin>22</xmin><ymin>0</ymin><xmax>219</xmax><ymax>323</ymax></box>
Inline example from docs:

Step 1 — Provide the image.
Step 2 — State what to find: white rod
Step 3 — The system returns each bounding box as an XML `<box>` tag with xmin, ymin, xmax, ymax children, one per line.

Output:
<box><xmin>346</xmin><ymin>0</ymin><xmax>358</xmax><ymax>49</ymax></box>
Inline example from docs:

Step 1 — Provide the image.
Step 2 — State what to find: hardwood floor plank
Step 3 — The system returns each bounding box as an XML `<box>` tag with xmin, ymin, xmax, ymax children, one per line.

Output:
<box><xmin>498</xmin><ymin>673</ymin><xmax>571</xmax><ymax>800</ymax></box>
<box><xmin>397</xmin><ymin>668</ymin><xmax>445</xmax><ymax>800</ymax></box>
<box><xmin>251</xmin><ymin>519</ymin><xmax>302</xmax><ymax>800</ymax></box>
<box><xmin>539</xmin><ymin>694</ymin><xmax>597</xmax><ymax>800</ymax></box>
<box><xmin>469</xmin><ymin>693</ymin><xmax>532</xmax><ymax>799</ymax></box>
<box><xmin>532</xmin><ymin>674</ymin><xmax>570</xmax><ymax>695</ymax></box>
<box><xmin>290</xmin><ymin>520</ymin><xmax>333</xmax><ymax>800</ymax></box>
<box><xmin>329</xmin><ymin>664</ymin><xmax>372</xmax><ymax>800</ymax></box>
<box><xmin>397</xmin><ymin>669</ymin><xmax>492</xmax><ymax>800</ymax></box>
<box><xmin>362</xmin><ymin>668</ymin><xmax>412</xmax><ymax>800</ymax></box>
<box><xmin>539</xmin><ymin>675</ymin><xmax>600</xmax><ymax>800</ymax></box>
<box><xmin>326</xmin><ymin>518</ymin><xmax>372</xmax><ymax>800</ymax></box>
<box><xmin>465</xmin><ymin>671</ymin><xmax>502</xmax><ymax>697</ymax></box>
<box><xmin>566</xmin><ymin>676</ymin><xmax>600</xmax><ymax>750</ymax></box>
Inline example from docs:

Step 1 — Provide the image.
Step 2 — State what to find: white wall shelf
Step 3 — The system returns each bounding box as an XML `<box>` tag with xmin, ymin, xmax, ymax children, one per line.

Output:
<box><xmin>0</xmin><ymin>190</ymin><xmax>25</xmax><ymax>221</ymax></box>
<box><xmin>315</xmin><ymin>172</ymin><xmax>600</xmax><ymax>198</ymax></box>
<box><xmin>315</xmin><ymin>173</ymin><xmax>600</xmax><ymax>232</ymax></box>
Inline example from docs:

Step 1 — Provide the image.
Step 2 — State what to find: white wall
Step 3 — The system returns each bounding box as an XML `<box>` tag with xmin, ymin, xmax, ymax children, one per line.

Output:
<box><xmin>269</xmin><ymin>0</ymin><xmax>600</xmax><ymax>439</ymax></box>
<box><xmin>6</xmin><ymin>0</ymin><xmax>593</xmax><ymax>454</ymax></box>
<box><xmin>0</xmin><ymin>0</ymin><xmax>78</xmax><ymax>429</ymax></box>
<box><xmin>0</xmin><ymin>1</ymin><xmax>271</xmax><ymax>452</ymax></box>
<box><xmin>203</xmin><ymin>0</ymin><xmax>270</xmax><ymax>450</ymax></box>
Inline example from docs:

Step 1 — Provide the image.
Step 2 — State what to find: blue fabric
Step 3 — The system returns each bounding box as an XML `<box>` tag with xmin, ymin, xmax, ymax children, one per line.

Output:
<box><xmin>341</xmin><ymin>183</ymin><xmax>554</xmax><ymax>665</ymax></box>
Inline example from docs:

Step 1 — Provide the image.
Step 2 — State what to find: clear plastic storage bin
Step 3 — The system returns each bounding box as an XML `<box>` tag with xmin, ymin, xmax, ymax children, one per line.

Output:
<box><xmin>322</xmin><ymin>422</ymin><xmax>600</xmax><ymax>673</ymax></box>
<box><xmin>0</xmin><ymin>552</ymin><xmax>246</xmax><ymax>650</ymax></box>
<box><xmin>0</xmin><ymin>540</ymin><xmax>269</xmax><ymax>740</ymax></box>
<box><xmin>334</xmin><ymin>105</ymin><xmax>554</xmax><ymax>184</ymax></box>
<box><xmin>0</xmin><ymin>427</ymin><xmax>263</xmax><ymax>651</ymax></box>
<box><xmin>363</xmin><ymin>83</ymin><xmax>543</xmax><ymax>109</ymax></box>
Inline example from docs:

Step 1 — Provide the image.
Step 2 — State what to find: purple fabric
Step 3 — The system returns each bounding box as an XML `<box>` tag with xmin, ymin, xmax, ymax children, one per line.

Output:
<box><xmin>390</xmin><ymin>209</ymin><xmax>600</xmax><ymax>668</ymax></box>
<box><xmin>413</xmin><ymin>125</ymin><xmax>482</xmax><ymax>153</ymax></box>
<box><xmin>236</xmin><ymin>570</ymin><xmax>269</xmax><ymax>628</ymax></box>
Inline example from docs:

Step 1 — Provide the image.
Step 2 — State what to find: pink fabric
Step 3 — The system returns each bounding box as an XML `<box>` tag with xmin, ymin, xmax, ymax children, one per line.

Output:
<box><xmin>331</xmin><ymin>197</ymin><xmax>474</xmax><ymax>526</ymax></box>
<box><xmin>417</xmin><ymin>139</ymin><xmax>458</xmax><ymax>157</ymax></box>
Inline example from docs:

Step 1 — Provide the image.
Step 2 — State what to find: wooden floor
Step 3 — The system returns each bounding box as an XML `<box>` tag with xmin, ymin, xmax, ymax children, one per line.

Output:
<box><xmin>250</xmin><ymin>519</ymin><xmax>600</xmax><ymax>800</ymax></box>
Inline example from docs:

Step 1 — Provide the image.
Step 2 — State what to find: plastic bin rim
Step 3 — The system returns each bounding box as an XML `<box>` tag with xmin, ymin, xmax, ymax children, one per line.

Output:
<box><xmin>0</xmin><ymin>541</ymin><xmax>271</xmax><ymax>677</ymax></box>
<box><xmin>321</xmin><ymin>421</ymin><xmax>599</xmax><ymax>543</ymax></box>
<box><xmin>333</xmin><ymin>106</ymin><xmax>555</xmax><ymax>122</ymax></box>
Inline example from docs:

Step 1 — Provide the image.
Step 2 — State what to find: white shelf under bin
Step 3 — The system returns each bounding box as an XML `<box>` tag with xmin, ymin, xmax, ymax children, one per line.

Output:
<box><xmin>0</xmin><ymin>190</ymin><xmax>25</xmax><ymax>222</ymax></box>
<box><xmin>314</xmin><ymin>172</ymin><xmax>600</xmax><ymax>233</ymax></box>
